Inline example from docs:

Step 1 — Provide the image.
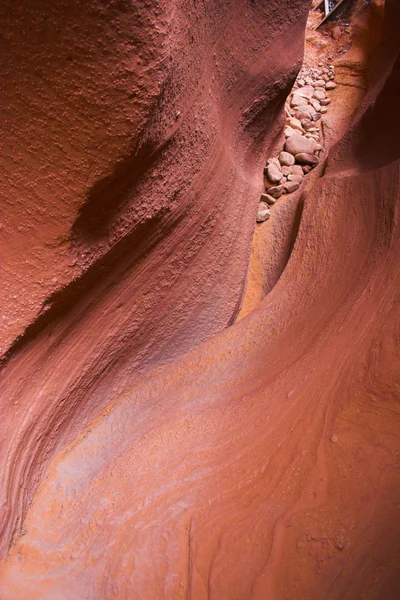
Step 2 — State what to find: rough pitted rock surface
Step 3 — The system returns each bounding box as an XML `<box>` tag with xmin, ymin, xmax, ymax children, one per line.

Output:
<box><xmin>1</xmin><ymin>0</ymin><xmax>400</xmax><ymax>599</ymax></box>
<box><xmin>0</xmin><ymin>0</ymin><xmax>310</xmax><ymax>568</ymax></box>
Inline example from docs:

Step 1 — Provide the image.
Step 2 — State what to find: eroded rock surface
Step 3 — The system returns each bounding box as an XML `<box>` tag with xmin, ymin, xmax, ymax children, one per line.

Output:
<box><xmin>1</xmin><ymin>0</ymin><xmax>399</xmax><ymax>598</ymax></box>
<box><xmin>0</xmin><ymin>0</ymin><xmax>309</xmax><ymax>561</ymax></box>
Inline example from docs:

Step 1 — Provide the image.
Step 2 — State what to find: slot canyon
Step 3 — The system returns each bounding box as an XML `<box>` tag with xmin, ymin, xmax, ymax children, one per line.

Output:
<box><xmin>0</xmin><ymin>0</ymin><xmax>399</xmax><ymax>598</ymax></box>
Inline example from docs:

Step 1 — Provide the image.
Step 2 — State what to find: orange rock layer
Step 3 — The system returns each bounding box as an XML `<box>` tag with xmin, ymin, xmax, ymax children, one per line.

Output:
<box><xmin>0</xmin><ymin>0</ymin><xmax>399</xmax><ymax>598</ymax></box>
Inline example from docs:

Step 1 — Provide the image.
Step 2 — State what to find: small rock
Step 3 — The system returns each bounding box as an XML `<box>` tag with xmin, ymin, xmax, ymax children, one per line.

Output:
<box><xmin>256</xmin><ymin>210</ymin><xmax>270</xmax><ymax>223</ymax></box>
<box><xmin>313</xmin><ymin>79</ymin><xmax>326</xmax><ymax>88</ymax></box>
<box><xmin>284</xmin><ymin>181</ymin><xmax>300</xmax><ymax>193</ymax></box>
<box><xmin>313</xmin><ymin>90</ymin><xmax>326</xmax><ymax>102</ymax></box>
<box><xmin>320</xmin><ymin>98</ymin><xmax>331</xmax><ymax>106</ymax></box>
<box><xmin>301</xmin><ymin>118</ymin><xmax>314</xmax><ymax>131</ymax></box>
<box><xmin>295</xmin><ymin>152</ymin><xmax>319</xmax><ymax>166</ymax></box>
<box><xmin>265</xmin><ymin>163</ymin><xmax>283</xmax><ymax>184</ymax></box>
<box><xmin>284</xmin><ymin>126</ymin><xmax>296</xmax><ymax>138</ymax></box>
<box><xmin>320</xmin><ymin>107</ymin><xmax>328</xmax><ymax>114</ymax></box>
<box><xmin>279</xmin><ymin>151</ymin><xmax>295</xmax><ymax>167</ymax></box>
<box><xmin>303</xmin><ymin>120</ymin><xmax>315</xmax><ymax>132</ymax></box>
<box><xmin>285</xmin><ymin>133</ymin><xmax>316</xmax><ymax>156</ymax></box>
<box><xmin>288</xmin><ymin>174</ymin><xmax>303</xmax><ymax>184</ymax></box>
<box><xmin>260</xmin><ymin>193</ymin><xmax>276</xmax><ymax>205</ymax></box>
<box><xmin>302</xmin><ymin>165</ymin><xmax>313</xmax><ymax>174</ymax></box>
<box><xmin>335</xmin><ymin>537</ymin><xmax>345</xmax><ymax>551</ymax></box>
<box><xmin>289</xmin><ymin>117</ymin><xmax>304</xmax><ymax>131</ymax></box>
<box><xmin>291</xmin><ymin>94</ymin><xmax>309</xmax><ymax>108</ymax></box>
<box><xmin>267</xmin><ymin>157</ymin><xmax>281</xmax><ymax>168</ymax></box>
<box><xmin>293</xmin><ymin>111</ymin><xmax>314</xmax><ymax>124</ymax></box>
<box><xmin>310</xmin><ymin>99</ymin><xmax>322</xmax><ymax>112</ymax></box>
<box><xmin>280</xmin><ymin>166</ymin><xmax>291</xmax><ymax>176</ymax></box>
<box><xmin>322</xmin><ymin>74</ymin><xmax>330</xmax><ymax>82</ymax></box>
<box><xmin>331</xmin><ymin>25</ymin><xmax>342</xmax><ymax>40</ymax></box>
<box><xmin>256</xmin><ymin>202</ymin><xmax>271</xmax><ymax>222</ymax></box>
<box><xmin>285</xmin><ymin>106</ymin><xmax>293</xmax><ymax>118</ymax></box>
<box><xmin>290</xmin><ymin>165</ymin><xmax>304</xmax><ymax>176</ymax></box>
<box><xmin>258</xmin><ymin>200</ymin><xmax>270</xmax><ymax>209</ymax></box>
<box><xmin>295</xmin><ymin>85</ymin><xmax>315</xmax><ymax>100</ymax></box>
<box><xmin>297</xmin><ymin>78</ymin><xmax>305</xmax><ymax>87</ymax></box>
<box><xmin>293</xmin><ymin>104</ymin><xmax>314</xmax><ymax>115</ymax></box>
<box><xmin>312</xmin><ymin>112</ymin><xmax>322</xmax><ymax>122</ymax></box>
<box><xmin>266</xmin><ymin>185</ymin><xmax>285</xmax><ymax>199</ymax></box>
<box><xmin>330</xmin><ymin>435</ymin><xmax>338</xmax><ymax>443</ymax></box>
<box><xmin>325</xmin><ymin>81</ymin><xmax>337</xmax><ymax>90</ymax></box>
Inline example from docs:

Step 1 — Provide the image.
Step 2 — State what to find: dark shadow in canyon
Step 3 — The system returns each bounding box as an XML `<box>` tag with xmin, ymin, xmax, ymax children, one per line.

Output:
<box><xmin>71</xmin><ymin>138</ymin><xmax>170</xmax><ymax>241</ymax></box>
<box><xmin>0</xmin><ymin>211</ymin><xmax>169</xmax><ymax>367</ymax></box>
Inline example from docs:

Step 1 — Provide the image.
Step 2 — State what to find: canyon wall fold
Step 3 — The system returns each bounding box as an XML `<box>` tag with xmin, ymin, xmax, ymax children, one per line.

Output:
<box><xmin>0</xmin><ymin>0</ymin><xmax>310</xmax><ymax>562</ymax></box>
<box><xmin>1</xmin><ymin>0</ymin><xmax>400</xmax><ymax>599</ymax></box>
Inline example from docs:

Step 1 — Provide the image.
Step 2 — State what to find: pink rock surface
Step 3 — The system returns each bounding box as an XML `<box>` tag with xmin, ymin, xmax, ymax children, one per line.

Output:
<box><xmin>1</xmin><ymin>0</ymin><xmax>400</xmax><ymax>598</ymax></box>
<box><xmin>0</xmin><ymin>0</ymin><xmax>308</xmax><ymax>561</ymax></box>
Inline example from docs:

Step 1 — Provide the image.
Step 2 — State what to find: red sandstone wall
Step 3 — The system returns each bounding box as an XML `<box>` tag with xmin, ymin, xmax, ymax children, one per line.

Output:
<box><xmin>0</xmin><ymin>0</ymin><xmax>309</xmax><ymax>560</ymax></box>
<box><xmin>1</xmin><ymin>0</ymin><xmax>400</xmax><ymax>598</ymax></box>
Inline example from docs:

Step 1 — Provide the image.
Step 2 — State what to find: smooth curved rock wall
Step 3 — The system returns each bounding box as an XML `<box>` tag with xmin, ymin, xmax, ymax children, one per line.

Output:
<box><xmin>1</xmin><ymin>1</ymin><xmax>400</xmax><ymax>598</ymax></box>
<box><xmin>0</xmin><ymin>0</ymin><xmax>309</xmax><ymax>559</ymax></box>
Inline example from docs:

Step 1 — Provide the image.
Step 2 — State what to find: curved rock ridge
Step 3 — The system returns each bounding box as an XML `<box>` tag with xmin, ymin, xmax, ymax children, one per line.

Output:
<box><xmin>1</xmin><ymin>1</ymin><xmax>400</xmax><ymax>599</ymax></box>
<box><xmin>0</xmin><ymin>0</ymin><xmax>310</xmax><ymax>559</ymax></box>
<box><xmin>2</xmin><ymin>153</ymin><xmax>399</xmax><ymax>597</ymax></box>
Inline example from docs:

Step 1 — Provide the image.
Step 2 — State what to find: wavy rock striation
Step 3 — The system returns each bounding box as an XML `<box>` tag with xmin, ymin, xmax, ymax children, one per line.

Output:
<box><xmin>0</xmin><ymin>0</ymin><xmax>309</xmax><ymax>560</ymax></box>
<box><xmin>1</xmin><ymin>0</ymin><xmax>400</xmax><ymax>598</ymax></box>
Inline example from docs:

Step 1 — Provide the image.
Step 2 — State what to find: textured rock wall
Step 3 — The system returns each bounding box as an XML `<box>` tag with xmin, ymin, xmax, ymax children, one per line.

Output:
<box><xmin>0</xmin><ymin>0</ymin><xmax>310</xmax><ymax>560</ymax></box>
<box><xmin>1</xmin><ymin>0</ymin><xmax>400</xmax><ymax>598</ymax></box>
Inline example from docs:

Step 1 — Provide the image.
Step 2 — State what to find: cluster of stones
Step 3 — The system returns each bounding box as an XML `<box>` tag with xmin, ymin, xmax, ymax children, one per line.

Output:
<box><xmin>257</xmin><ymin>62</ymin><xmax>336</xmax><ymax>222</ymax></box>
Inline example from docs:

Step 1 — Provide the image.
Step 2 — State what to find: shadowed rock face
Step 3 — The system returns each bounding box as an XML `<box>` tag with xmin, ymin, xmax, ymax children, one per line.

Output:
<box><xmin>1</xmin><ymin>0</ymin><xmax>400</xmax><ymax>598</ymax></box>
